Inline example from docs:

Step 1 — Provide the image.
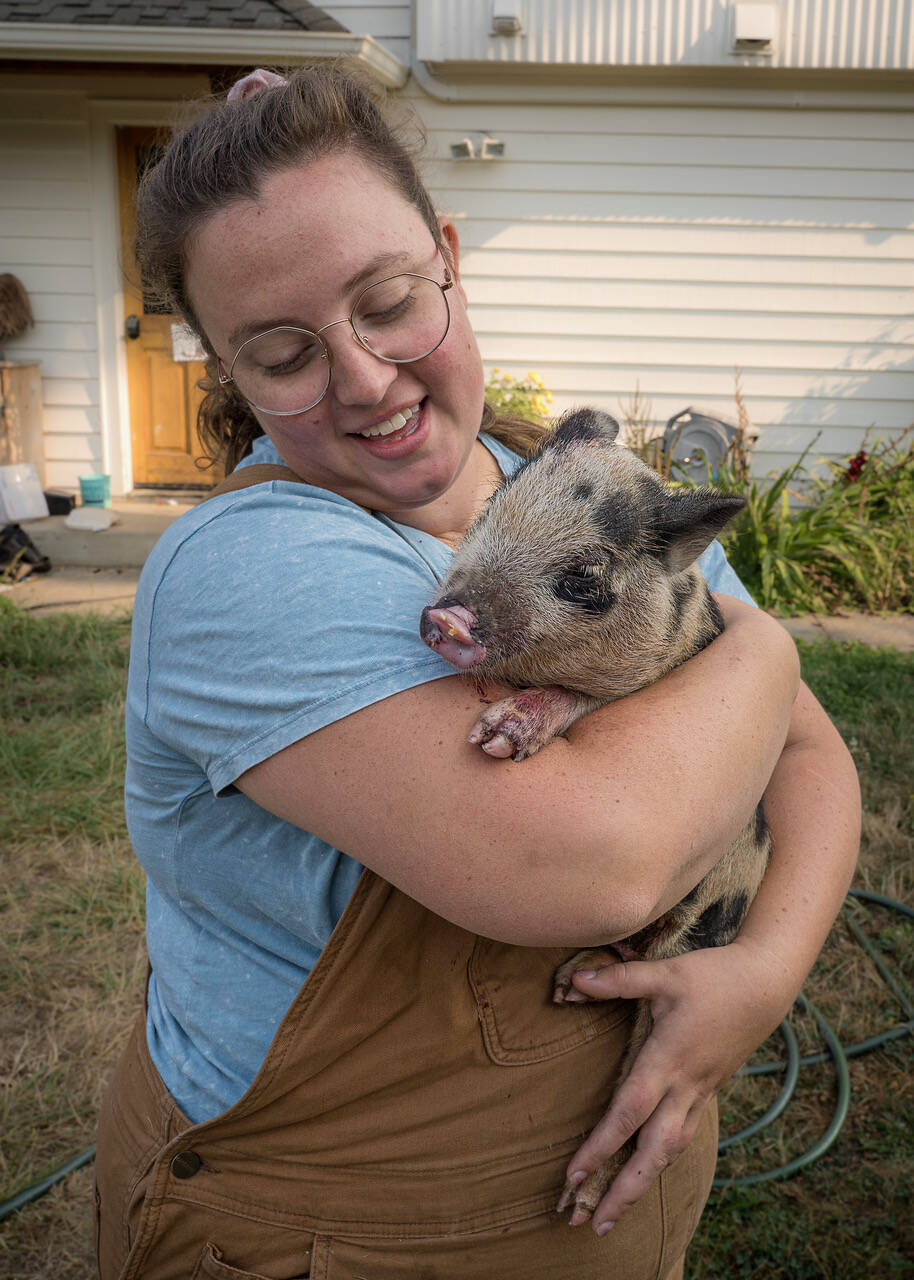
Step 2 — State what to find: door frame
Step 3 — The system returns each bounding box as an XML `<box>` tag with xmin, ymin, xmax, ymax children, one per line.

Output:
<box><xmin>88</xmin><ymin>92</ymin><xmax>208</xmax><ymax>496</ymax></box>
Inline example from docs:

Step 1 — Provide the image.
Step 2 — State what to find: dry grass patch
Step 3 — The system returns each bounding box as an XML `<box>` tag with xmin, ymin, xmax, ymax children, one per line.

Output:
<box><xmin>0</xmin><ymin>601</ymin><xmax>145</xmax><ymax>1277</ymax></box>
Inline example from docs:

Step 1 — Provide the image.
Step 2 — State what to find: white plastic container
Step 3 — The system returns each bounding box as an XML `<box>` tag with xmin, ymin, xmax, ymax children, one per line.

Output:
<box><xmin>0</xmin><ymin>463</ymin><xmax>49</xmax><ymax>521</ymax></box>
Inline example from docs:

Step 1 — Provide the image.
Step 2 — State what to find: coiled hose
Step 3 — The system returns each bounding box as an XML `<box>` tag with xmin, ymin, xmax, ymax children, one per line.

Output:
<box><xmin>713</xmin><ymin>888</ymin><xmax>913</xmax><ymax>1188</ymax></box>
<box><xmin>1</xmin><ymin>889</ymin><xmax>911</xmax><ymax>1223</ymax></box>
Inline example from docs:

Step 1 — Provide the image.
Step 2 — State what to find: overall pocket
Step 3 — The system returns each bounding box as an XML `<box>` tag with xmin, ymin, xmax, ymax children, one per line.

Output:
<box><xmin>192</xmin><ymin>1240</ymin><xmax>319</xmax><ymax>1280</ymax></box>
<box><xmin>468</xmin><ymin>938</ymin><xmax>630</xmax><ymax>1065</ymax></box>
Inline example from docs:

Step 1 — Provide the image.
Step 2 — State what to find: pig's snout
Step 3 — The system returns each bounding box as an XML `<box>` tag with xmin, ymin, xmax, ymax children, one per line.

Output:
<box><xmin>420</xmin><ymin>603</ymin><xmax>487</xmax><ymax>669</ymax></box>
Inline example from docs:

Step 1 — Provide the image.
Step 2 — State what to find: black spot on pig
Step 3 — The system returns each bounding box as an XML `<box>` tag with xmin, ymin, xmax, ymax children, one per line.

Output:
<box><xmin>595</xmin><ymin>493</ymin><xmax>640</xmax><ymax>548</ymax></box>
<box><xmin>754</xmin><ymin>799</ymin><xmax>768</xmax><ymax>844</ymax></box>
<box><xmin>670</xmin><ymin>576</ymin><xmax>697</xmax><ymax>633</ymax></box>
<box><xmin>553</xmin><ymin>564</ymin><xmax>616</xmax><ymax>615</ymax></box>
<box><xmin>573</xmin><ymin>482</ymin><xmax>594</xmax><ymax>501</ymax></box>
<box><xmin>689</xmin><ymin>892</ymin><xmax>750</xmax><ymax>949</ymax></box>
<box><xmin>699</xmin><ymin>587</ymin><xmax>726</xmax><ymax>645</ymax></box>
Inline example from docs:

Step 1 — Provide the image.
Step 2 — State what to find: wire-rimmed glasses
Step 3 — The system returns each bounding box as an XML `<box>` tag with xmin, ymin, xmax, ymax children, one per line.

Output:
<box><xmin>217</xmin><ymin>263</ymin><xmax>454</xmax><ymax>417</ymax></box>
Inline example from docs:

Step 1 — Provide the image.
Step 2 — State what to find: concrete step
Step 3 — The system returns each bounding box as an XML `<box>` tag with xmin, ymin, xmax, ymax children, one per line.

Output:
<box><xmin>21</xmin><ymin>497</ymin><xmax>199</xmax><ymax>569</ymax></box>
<box><xmin>1</xmin><ymin>566</ymin><xmax>142</xmax><ymax>616</ymax></box>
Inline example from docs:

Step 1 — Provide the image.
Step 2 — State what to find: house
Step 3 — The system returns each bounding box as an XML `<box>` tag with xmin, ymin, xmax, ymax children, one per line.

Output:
<box><xmin>1</xmin><ymin>0</ymin><xmax>911</xmax><ymax>495</ymax></box>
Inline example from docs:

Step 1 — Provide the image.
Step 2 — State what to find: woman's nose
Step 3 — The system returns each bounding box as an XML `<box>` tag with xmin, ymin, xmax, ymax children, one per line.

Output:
<box><xmin>326</xmin><ymin>326</ymin><xmax>399</xmax><ymax>406</ymax></box>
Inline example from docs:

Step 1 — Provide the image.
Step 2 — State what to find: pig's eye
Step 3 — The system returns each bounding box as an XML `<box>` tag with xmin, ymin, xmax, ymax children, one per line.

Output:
<box><xmin>554</xmin><ymin>563</ymin><xmax>616</xmax><ymax>614</ymax></box>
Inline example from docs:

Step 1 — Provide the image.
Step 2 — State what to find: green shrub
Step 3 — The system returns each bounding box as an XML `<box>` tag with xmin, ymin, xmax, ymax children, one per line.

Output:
<box><xmin>715</xmin><ymin>428</ymin><xmax>914</xmax><ymax>615</ymax></box>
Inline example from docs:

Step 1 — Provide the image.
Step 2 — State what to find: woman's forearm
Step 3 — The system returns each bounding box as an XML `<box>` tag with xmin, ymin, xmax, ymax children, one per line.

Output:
<box><xmin>734</xmin><ymin>679</ymin><xmax>861</xmax><ymax>1002</ymax></box>
<box><xmin>563</xmin><ymin>595</ymin><xmax>802</xmax><ymax>934</ymax></box>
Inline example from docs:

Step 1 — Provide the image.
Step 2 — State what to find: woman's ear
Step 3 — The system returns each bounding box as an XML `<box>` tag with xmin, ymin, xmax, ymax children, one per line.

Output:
<box><xmin>438</xmin><ymin>217</ymin><xmax>461</xmax><ymax>278</ymax></box>
<box><xmin>438</xmin><ymin>217</ymin><xmax>470</xmax><ymax>307</ymax></box>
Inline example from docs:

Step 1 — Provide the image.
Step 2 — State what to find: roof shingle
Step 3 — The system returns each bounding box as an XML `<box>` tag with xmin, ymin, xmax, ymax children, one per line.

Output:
<box><xmin>0</xmin><ymin>0</ymin><xmax>346</xmax><ymax>30</ymax></box>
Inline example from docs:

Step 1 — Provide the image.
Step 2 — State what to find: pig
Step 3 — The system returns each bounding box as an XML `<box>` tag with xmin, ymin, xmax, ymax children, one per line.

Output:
<box><xmin>420</xmin><ymin>407</ymin><xmax>770</xmax><ymax>1222</ymax></box>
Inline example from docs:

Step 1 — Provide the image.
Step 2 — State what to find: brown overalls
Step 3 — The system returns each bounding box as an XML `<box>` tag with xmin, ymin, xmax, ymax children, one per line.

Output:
<box><xmin>96</xmin><ymin>870</ymin><xmax>717</xmax><ymax>1279</ymax></box>
<box><xmin>95</xmin><ymin>466</ymin><xmax>717</xmax><ymax>1279</ymax></box>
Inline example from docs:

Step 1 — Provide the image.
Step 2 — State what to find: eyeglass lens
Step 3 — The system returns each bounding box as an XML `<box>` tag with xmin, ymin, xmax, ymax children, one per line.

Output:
<box><xmin>230</xmin><ymin>274</ymin><xmax>450</xmax><ymax>415</ymax></box>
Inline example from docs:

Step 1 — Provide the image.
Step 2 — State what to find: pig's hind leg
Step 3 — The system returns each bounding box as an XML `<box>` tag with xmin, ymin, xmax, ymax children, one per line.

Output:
<box><xmin>468</xmin><ymin>687</ymin><xmax>601</xmax><ymax>761</ymax></box>
<box><xmin>556</xmin><ymin>998</ymin><xmax>654</xmax><ymax>1220</ymax></box>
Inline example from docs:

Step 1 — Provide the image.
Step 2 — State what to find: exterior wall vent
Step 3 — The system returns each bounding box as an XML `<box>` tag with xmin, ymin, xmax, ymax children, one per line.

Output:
<box><xmin>731</xmin><ymin>2</ymin><xmax>778</xmax><ymax>54</ymax></box>
<box><xmin>491</xmin><ymin>2</ymin><xmax>524</xmax><ymax>36</ymax></box>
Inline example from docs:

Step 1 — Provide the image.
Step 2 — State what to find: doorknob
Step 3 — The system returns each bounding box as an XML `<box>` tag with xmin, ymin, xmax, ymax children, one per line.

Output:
<box><xmin>126</xmin><ymin>315</ymin><xmax>141</xmax><ymax>339</ymax></box>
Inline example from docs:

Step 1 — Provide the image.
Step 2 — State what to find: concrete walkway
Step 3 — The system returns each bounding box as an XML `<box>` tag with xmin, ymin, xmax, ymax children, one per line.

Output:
<box><xmin>0</xmin><ymin>496</ymin><xmax>196</xmax><ymax>616</ymax></box>
<box><xmin>2</xmin><ymin>498</ymin><xmax>913</xmax><ymax>648</ymax></box>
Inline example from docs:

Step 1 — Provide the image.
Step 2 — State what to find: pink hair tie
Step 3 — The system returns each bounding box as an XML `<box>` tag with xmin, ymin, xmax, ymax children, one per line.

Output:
<box><xmin>227</xmin><ymin>69</ymin><xmax>288</xmax><ymax>103</ymax></box>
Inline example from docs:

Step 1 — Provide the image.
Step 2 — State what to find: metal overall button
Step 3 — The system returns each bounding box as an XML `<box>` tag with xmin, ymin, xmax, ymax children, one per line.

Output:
<box><xmin>170</xmin><ymin>1150</ymin><xmax>202</xmax><ymax>1179</ymax></box>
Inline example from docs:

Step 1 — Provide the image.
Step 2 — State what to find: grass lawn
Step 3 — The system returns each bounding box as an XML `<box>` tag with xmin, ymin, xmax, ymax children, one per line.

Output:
<box><xmin>0</xmin><ymin>599</ymin><xmax>911</xmax><ymax>1278</ymax></box>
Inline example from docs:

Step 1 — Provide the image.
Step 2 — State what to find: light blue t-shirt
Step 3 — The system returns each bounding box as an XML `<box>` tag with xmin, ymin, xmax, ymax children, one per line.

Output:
<box><xmin>126</xmin><ymin>433</ymin><xmax>754</xmax><ymax>1124</ymax></box>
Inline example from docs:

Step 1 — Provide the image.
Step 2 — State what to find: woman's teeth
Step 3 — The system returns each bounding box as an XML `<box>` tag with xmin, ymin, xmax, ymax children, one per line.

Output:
<box><xmin>358</xmin><ymin>404</ymin><xmax>421</xmax><ymax>438</ymax></box>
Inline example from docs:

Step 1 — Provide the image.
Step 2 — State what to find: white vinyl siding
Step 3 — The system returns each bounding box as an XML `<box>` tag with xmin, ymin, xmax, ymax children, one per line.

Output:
<box><xmin>1</xmin><ymin>61</ymin><xmax>911</xmax><ymax>491</ymax></box>
<box><xmin>319</xmin><ymin>2</ymin><xmax>411</xmax><ymax>61</ymax></box>
<box><xmin>413</xmin><ymin>94</ymin><xmax>914</xmax><ymax>474</ymax></box>
<box><xmin>0</xmin><ymin>90</ymin><xmax>100</xmax><ymax>489</ymax></box>
<box><xmin>416</xmin><ymin>0</ymin><xmax>914</xmax><ymax>71</ymax></box>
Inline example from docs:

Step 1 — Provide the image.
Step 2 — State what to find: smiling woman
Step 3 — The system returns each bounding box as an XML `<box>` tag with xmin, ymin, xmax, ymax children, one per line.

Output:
<box><xmin>94</xmin><ymin>63</ymin><xmax>860</xmax><ymax>1280</ymax></box>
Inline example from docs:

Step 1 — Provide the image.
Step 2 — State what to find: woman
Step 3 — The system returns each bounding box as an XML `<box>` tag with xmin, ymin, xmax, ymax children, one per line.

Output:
<box><xmin>96</xmin><ymin>65</ymin><xmax>860</xmax><ymax>1280</ymax></box>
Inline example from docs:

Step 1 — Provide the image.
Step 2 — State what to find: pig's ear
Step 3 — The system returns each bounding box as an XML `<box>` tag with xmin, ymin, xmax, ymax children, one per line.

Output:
<box><xmin>653</xmin><ymin>489</ymin><xmax>746</xmax><ymax>574</ymax></box>
<box><xmin>550</xmin><ymin>409</ymin><xmax>620</xmax><ymax>449</ymax></box>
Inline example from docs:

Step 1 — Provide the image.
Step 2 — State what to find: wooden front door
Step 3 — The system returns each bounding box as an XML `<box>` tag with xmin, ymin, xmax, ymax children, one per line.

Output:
<box><xmin>117</xmin><ymin>127</ymin><xmax>222</xmax><ymax>488</ymax></box>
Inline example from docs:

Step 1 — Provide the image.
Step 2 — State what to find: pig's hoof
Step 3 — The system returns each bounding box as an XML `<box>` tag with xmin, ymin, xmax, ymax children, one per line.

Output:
<box><xmin>553</xmin><ymin>948</ymin><xmax>619</xmax><ymax>1003</ymax></box>
<box><xmin>467</xmin><ymin>694</ymin><xmax>555</xmax><ymax>761</ymax></box>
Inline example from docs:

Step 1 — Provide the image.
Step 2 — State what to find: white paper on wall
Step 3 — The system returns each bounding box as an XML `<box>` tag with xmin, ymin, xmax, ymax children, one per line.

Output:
<box><xmin>171</xmin><ymin>323</ymin><xmax>207</xmax><ymax>363</ymax></box>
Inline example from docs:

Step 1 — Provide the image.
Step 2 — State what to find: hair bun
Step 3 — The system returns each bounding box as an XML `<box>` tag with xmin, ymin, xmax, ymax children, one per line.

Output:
<box><xmin>226</xmin><ymin>69</ymin><xmax>288</xmax><ymax>104</ymax></box>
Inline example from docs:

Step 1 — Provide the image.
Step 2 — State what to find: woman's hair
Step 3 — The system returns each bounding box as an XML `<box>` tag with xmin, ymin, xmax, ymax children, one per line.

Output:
<box><xmin>135</xmin><ymin>63</ymin><xmax>551</xmax><ymax>473</ymax></box>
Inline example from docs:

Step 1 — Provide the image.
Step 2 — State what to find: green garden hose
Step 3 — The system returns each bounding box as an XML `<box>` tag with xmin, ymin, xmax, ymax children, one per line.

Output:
<box><xmin>0</xmin><ymin>1143</ymin><xmax>96</xmax><ymax>1226</ymax></box>
<box><xmin>1</xmin><ymin>890</ymin><xmax>911</xmax><ymax>1223</ymax></box>
<box><xmin>712</xmin><ymin>888</ymin><xmax>913</xmax><ymax>1189</ymax></box>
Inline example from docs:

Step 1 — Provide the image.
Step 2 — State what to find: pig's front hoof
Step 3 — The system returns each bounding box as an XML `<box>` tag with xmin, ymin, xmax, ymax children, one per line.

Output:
<box><xmin>467</xmin><ymin>715</ymin><xmax>530</xmax><ymax>760</ymax></box>
<box><xmin>467</xmin><ymin>690</ymin><xmax>565</xmax><ymax>761</ymax></box>
<box><xmin>552</xmin><ymin>948</ymin><xmax>620</xmax><ymax>1004</ymax></box>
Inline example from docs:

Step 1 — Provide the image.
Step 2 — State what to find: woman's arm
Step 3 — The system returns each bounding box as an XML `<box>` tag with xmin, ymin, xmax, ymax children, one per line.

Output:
<box><xmin>237</xmin><ymin>598</ymin><xmax>799</xmax><ymax>945</ymax></box>
<box><xmin>561</xmin><ymin>677</ymin><xmax>861</xmax><ymax>1233</ymax></box>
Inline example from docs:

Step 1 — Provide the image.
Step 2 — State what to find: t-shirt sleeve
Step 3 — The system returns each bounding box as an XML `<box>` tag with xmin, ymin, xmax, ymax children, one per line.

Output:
<box><xmin>138</xmin><ymin>485</ymin><xmax>453</xmax><ymax>797</ymax></box>
<box><xmin>698</xmin><ymin>539</ymin><xmax>757</xmax><ymax>607</ymax></box>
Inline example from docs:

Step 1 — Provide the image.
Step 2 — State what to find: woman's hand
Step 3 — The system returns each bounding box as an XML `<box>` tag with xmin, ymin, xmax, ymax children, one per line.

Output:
<box><xmin>562</xmin><ymin>936</ymin><xmax>795</xmax><ymax>1234</ymax></box>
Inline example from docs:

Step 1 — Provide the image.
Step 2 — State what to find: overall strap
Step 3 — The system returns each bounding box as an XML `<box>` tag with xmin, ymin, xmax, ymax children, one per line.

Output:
<box><xmin>205</xmin><ymin>462</ymin><xmax>304</xmax><ymax>499</ymax></box>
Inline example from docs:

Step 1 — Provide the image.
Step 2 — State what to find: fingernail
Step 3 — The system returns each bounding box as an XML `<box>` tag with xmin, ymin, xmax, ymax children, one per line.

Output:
<box><xmin>569</xmin><ymin>1209</ymin><xmax>590</xmax><ymax>1227</ymax></box>
<box><xmin>574</xmin><ymin>969</ymin><xmax>597</xmax><ymax>979</ymax></box>
<box><xmin>596</xmin><ymin>1221</ymin><xmax>616</xmax><ymax>1237</ymax></box>
<box><xmin>569</xmin><ymin>1170</ymin><xmax>586</xmax><ymax>1186</ymax></box>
